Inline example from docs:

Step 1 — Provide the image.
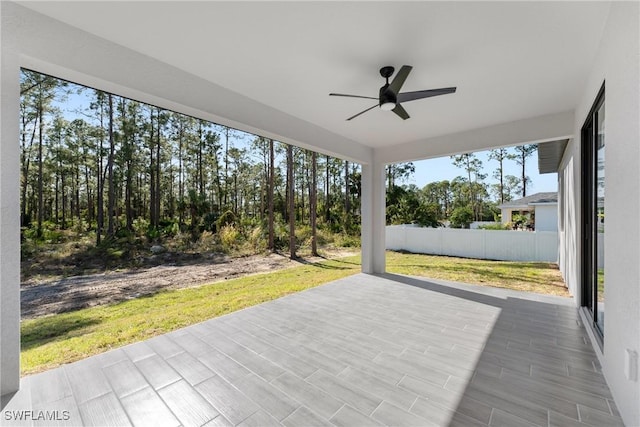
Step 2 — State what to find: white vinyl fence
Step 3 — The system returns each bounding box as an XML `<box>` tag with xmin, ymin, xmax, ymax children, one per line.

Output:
<box><xmin>386</xmin><ymin>225</ymin><xmax>559</xmax><ymax>262</ymax></box>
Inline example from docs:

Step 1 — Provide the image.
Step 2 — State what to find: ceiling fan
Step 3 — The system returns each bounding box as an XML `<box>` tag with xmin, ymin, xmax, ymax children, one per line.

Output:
<box><xmin>330</xmin><ymin>65</ymin><xmax>456</xmax><ymax>121</ymax></box>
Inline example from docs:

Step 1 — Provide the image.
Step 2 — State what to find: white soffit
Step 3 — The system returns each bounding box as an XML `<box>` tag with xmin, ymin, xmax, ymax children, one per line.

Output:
<box><xmin>16</xmin><ymin>1</ymin><xmax>609</xmax><ymax>151</ymax></box>
<box><xmin>538</xmin><ymin>139</ymin><xmax>569</xmax><ymax>174</ymax></box>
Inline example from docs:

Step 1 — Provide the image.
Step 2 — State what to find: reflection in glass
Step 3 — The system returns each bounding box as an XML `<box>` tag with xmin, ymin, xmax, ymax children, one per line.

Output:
<box><xmin>595</xmin><ymin>102</ymin><xmax>605</xmax><ymax>333</ymax></box>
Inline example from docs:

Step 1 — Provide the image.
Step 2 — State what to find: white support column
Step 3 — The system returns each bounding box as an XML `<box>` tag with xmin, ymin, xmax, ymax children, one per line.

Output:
<box><xmin>1</xmin><ymin>11</ymin><xmax>22</xmax><ymax>395</ymax></box>
<box><xmin>361</xmin><ymin>161</ymin><xmax>386</xmax><ymax>274</ymax></box>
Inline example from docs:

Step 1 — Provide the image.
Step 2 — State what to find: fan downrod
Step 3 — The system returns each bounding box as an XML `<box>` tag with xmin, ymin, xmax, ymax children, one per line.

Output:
<box><xmin>379</xmin><ymin>66</ymin><xmax>395</xmax><ymax>80</ymax></box>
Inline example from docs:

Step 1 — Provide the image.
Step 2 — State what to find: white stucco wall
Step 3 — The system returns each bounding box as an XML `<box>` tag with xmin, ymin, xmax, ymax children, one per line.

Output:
<box><xmin>0</xmin><ymin>3</ymin><xmax>22</xmax><ymax>395</ymax></box>
<box><xmin>558</xmin><ymin>3</ymin><xmax>640</xmax><ymax>425</ymax></box>
<box><xmin>532</xmin><ymin>204</ymin><xmax>558</xmax><ymax>232</ymax></box>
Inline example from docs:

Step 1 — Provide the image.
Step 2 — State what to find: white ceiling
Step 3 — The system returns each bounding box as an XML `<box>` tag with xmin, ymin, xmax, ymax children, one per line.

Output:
<box><xmin>18</xmin><ymin>1</ymin><xmax>609</xmax><ymax>149</ymax></box>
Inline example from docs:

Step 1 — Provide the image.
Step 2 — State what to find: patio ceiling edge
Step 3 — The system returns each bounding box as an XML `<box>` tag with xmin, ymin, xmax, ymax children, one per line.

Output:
<box><xmin>375</xmin><ymin>110</ymin><xmax>575</xmax><ymax>165</ymax></box>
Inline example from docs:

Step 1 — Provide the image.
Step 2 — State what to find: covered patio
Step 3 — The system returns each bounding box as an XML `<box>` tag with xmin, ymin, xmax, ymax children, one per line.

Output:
<box><xmin>2</xmin><ymin>274</ymin><xmax>623</xmax><ymax>426</ymax></box>
<box><xmin>1</xmin><ymin>1</ymin><xmax>638</xmax><ymax>426</ymax></box>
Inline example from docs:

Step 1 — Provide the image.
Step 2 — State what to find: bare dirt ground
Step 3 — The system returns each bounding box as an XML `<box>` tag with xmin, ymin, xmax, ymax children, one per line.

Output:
<box><xmin>21</xmin><ymin>249</ymin><xmax>357</xmax><ymax>320</ymax></box>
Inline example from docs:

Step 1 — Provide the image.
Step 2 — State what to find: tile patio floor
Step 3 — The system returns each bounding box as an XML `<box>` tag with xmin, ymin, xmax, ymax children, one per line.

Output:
<box><xmin>1</xmin><ymin>273</ymin><xmax>625</xmax><ymax>426</ymax></box>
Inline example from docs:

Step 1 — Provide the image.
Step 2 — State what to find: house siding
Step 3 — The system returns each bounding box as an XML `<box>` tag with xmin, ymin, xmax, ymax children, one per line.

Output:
<box><xmin>533</xmin><ymin>204</ymin><xmax>557</xmax><ymax>232</ymax></box>
<box><xmin>558</xmin><ymin>2</ymin><xmax>640</xmax><ymax>425</ymax></box>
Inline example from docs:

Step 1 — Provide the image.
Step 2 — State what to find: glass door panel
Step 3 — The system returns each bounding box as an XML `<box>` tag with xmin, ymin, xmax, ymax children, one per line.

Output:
<box><xmin>595</xmin><ymin>102</ymin><xmax>605</xmax><ymax>333</ymax></box>
<box><xmin>582</xmin><ymin>84</ymin><xmax>605</xmax><ymax>338</ymax></box>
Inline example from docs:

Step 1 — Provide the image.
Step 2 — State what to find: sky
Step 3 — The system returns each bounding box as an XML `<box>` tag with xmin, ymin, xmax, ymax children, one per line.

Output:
<box><xmin>407</xmin><ymin>150</ymin><xmax>558</xmax><ymax>195</ymax></box>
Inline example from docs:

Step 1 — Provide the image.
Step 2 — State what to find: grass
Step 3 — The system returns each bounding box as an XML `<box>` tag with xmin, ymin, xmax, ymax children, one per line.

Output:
<box><xmin>20</xmin><ymin>256</ymin><xmax>361</xmax><ymax>375</ymax></box>
<box><xmin>386</xmin><ymin>251</ymin><xmax>569</xmax><ymax>297</ymax></box>
<box><xmin>21</xmin><ymin>251</ymin><xmax>568</xmax><ymax>375</ymax></box>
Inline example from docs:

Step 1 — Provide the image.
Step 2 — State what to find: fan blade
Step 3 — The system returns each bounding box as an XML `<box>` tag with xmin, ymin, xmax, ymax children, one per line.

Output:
<box><xmin>329</xmin><ymin>93</ymin><xmax>378</xmax><ymax>100</ymax></box>
<box><xmin>346</xmin><ymin>104</ymin><xmax>378</xmax><ymax>121</ymax></box>
<box><xmin>388</xmin><ymin>65</ymin><xmax>413</xmax><ymax>94</ymax></box>
<box><xmin>392</xmin><ymin>103</ymin><xmax>410</xmax><ymax>120</ymax></box>
<box><xmin>397</xmin><ymin>87</ymin><xmax>457</xmax><ymax>103</ymax></box>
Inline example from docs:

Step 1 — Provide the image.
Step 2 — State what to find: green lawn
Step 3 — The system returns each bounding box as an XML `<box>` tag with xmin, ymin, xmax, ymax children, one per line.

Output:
<box><xmin>386</xmin><ymin>251</ymin><xmax>568</xmax><ymax>297</ymax></box>
<box><xmin>21</xmin><ymin>251</ymin><xmax>567</xmax><ymax>375</ymax></box>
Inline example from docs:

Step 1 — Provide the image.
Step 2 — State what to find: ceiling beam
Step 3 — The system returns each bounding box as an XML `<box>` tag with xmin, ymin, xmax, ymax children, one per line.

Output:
<box><xmin>375</xmin><ymin>110</ymin><xmax>575</xmax><ymax>164</ymax></box>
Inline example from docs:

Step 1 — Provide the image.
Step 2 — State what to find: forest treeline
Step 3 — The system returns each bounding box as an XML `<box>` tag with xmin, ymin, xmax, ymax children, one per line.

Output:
<box><xmin>20</xmin><ymin>70</ymin><xmax>371</xmax><ymax>259</ymax></box>
<box><xmin>20</xmin><ymin>69</ymin><xmax>537</xmax><ymax>261</ymax></box>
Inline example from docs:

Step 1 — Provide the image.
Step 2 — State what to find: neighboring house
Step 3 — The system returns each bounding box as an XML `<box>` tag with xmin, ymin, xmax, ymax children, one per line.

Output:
<box><xmin>498</xmin><ymin>192</ymin><xmax>558</xmax><ymax>231</ymax></box>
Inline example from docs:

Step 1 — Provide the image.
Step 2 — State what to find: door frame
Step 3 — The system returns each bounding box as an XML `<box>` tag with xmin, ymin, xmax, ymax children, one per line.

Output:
<box><xmin>581</xmin><ymin>81</ymin><xmax>605</xmax><ymax>343</ymax></box>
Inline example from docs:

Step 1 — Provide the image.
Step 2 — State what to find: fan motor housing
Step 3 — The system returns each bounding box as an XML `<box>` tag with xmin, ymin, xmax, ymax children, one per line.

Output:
<box><xmin>379</xmin><ymin>85</ymin><xmax>397</xmax><ymax>106</ymax></box>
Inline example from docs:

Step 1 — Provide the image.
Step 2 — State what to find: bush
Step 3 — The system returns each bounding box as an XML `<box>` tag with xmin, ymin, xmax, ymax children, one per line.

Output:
<box><xmin>478</xmin><ymin>223</ymin><xmax>508</xmax><ymax>230</ymax></box>
<box><xmin>219</xmin><ymin>225</ymin><xmax>240</xmax><ymax>251</ymax></box>
<box><xmin>273</xmin><ymin>221</ymin><xmax>290</xmax><ymax>250</ymax></box>
<box><xmin>247</xmin><ymin>226</ymin><xmax>266</xmax><ymax>253</ymax></box>
<box><xmin>295</xmin><ymin>225</ymin><xmax>313</xmax><ymax>243</ymax></box>
<box><xmin>196</xmin><ymin>231</ymin><xmax>216</xmax><ymax>251</ymax></box>
<box><xmin>23</xmin><ymin>221</ymin><xmax>65</xmax><ymax>243</ymax></box>
<box><xmin>334</xmin><ymin>233</ymin><xmax>361</xmax><ymax>248</ymax></box>
<box><xmin>450</xmin><ymin>206</ymin><xmax>474</xmax><ymax>229</ymax></box>
<box><xmin>132</xmin><ymin>218</ymin><xmax>150</xmax><ymax>237</ymax></box>
<box><xmin>160</xmin><ymin>220</ymin><xmax>179</xmax><ymax>237</ymax></box>
<box><xmin>217</xmin><ymin>210</ymin><xmax>236</xmax><ymax>230</ymax></box>
<box><xmin>203</xmin><ymin>212</ymin><xmax>219</xmax><ymax>232</ymax></box>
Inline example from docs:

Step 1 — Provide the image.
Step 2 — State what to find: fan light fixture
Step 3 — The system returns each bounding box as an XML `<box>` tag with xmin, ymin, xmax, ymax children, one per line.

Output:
<box><xmin>380</xmin><ymin>102</ymin><xmax>395</xmax><ymax>111</ymax></box>
<box><xmin>329</xmin><ymin>65</ymin><xmax>457</xmax><ymax>121</ymax></box>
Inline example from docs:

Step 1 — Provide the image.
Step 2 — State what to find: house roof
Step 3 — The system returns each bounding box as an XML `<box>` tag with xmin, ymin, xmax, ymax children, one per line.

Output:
<box><xmin>499</xmin><ymin>192</ymin><xmax>558</xmax><ymax>209</ymax></box>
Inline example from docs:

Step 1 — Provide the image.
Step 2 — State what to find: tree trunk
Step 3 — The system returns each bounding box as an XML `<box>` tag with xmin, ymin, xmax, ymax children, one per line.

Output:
<box><xmin>155</xmin><ymin>109</ymin><xmax>162</xmax><ymax>224</ymax></box>
<box><xmin>521</xmin><ymin>156</ymin><xmax>527</xmax><ymax>197</ymax></box>
<box><xmin>178</xmin><ymin>122</ymin><xmax>184</xmax><ymax>226</ymax></box>
<box><xmin>118</xmin><ymin>98</ymin><xmax>132</xmax><ymax>231</ymax></box>
<box><xmin>61</xmin><ymin>173</ymin><xmax>67</xmax><ymax>228</ymax></box>
<box><xmin>310</xmin><ymin>151</ymin><xmax>318</xmax><ymax>256</ymax></box>
<box><xmin>96</xmin><ymin>96</ymin><xmax>105</xmax><ymax>245</ymax></box>
<box><xmin>499</xmin><ymin>156</ymin><xmax>505</xmax><ymax>204</ymax></box>
<box><xmin>55</xmin><ymin>168</ymin><xmax>60</xmax><ymax>227</ymax></box>
<box><xmin>268</xmin><ymin>139</ymin><xmax>275</xmax><ymax>252</ymax></box>
<box><xmin>21</xmin><ymin>124</ymin><xmax>34</xmax><ymax>226</ymax></box>
<box><xmin>75</xmin><ymin>167</ymin><xmax>80</xmax><ymax>224</ymax></box>
<box><xmin>344</xmin><ymin>160</ymin><xmax>350</xmax><ymax>215</ymax></box>
<box><xmin>198</xmin><ymin>121</ymin><xmax>204</xmax><ymax>198</ymax></box>
<box><xmin>224</xmin><ymin>126</ymin><xmax>229</xmax><ymax>207</ymax></box>
<box><xmin>300</xmin><ymin>152</ymin><xmax>305</xmax><ymax>224</ymax></box>
<box><xmin>325</xmin><ymin>156</ymin><xmax>330</xmax><ymax>223</ymax></box>
<box><xmin>107</xmin><ymin>93</ymin><xmax>115</xmax><ymax>237</ymax></box>
<box><xmin>36</xmin><ymin>85</ymin><xmax>44</xmax><ymax>238</ymax></box>
<box><xmin>149</xmin><ymin>107</ymin><xmax>156</xmax><ymax>228</ymax></box>
<box><xmin>287</xmin><ymin>144</ymin><xmax>296</xmax><ymax>259</ymax></box>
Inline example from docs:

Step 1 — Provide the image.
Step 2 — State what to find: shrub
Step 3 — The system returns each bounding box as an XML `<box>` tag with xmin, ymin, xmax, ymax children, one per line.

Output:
<box><xmin>247</xmin><ymin>226</ymin><xmax>267</xmax><ymax>253</ymax></box>
<box><xmin>196</xmin><ymin>231</ymin><xmax>216</xmax><ymax>251</ymax></box>
<box><xmin>334</xmin><ymin>233</ymin><xmax>361</xmax><ymax>248</ymax></box>
<box><xmin>132</xmin><ymin>218</ymin><xmax>150</xmax><ymax>237</ymax></box>
<box><xmin>219</xmin><ymin>225</ymin><xmax>240</xmax><ymax>251</ymax></box>
<box><xmin>478</xmin><ymin>223</ymin><xmax>508</xmax><ymax>230</ymax></box>
<box><xmin>217</xmin><ymin>210</ymin><xmax>236</xmax><ymax>230</ymax></box>
<box><xmin>296</xmin><ymin>225</ymin><xmax>313</xmax><ymax>243</ymax></box>
<box><xmin>203</xmin><ymin>212</ymin><xmax>219</xmax><ymax>232</ymax></box>
<box><xmin>450</xmin><ymin>206</ymin><xmax>474</xmax><ymax>229</ymax></box>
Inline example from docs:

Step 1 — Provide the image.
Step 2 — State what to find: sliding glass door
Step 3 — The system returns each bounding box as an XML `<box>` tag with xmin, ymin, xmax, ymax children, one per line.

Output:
<box><xmin>582</xmin><ymin>84</ymin><xmax>605</xmax><ymax>337</ymax></box>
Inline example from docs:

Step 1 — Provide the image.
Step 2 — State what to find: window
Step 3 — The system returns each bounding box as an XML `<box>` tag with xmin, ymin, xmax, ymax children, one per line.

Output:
<box><xmin>581</xmin><ymin>82</ymin><xmax>605</xmax><ymax>338</ymax></box>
